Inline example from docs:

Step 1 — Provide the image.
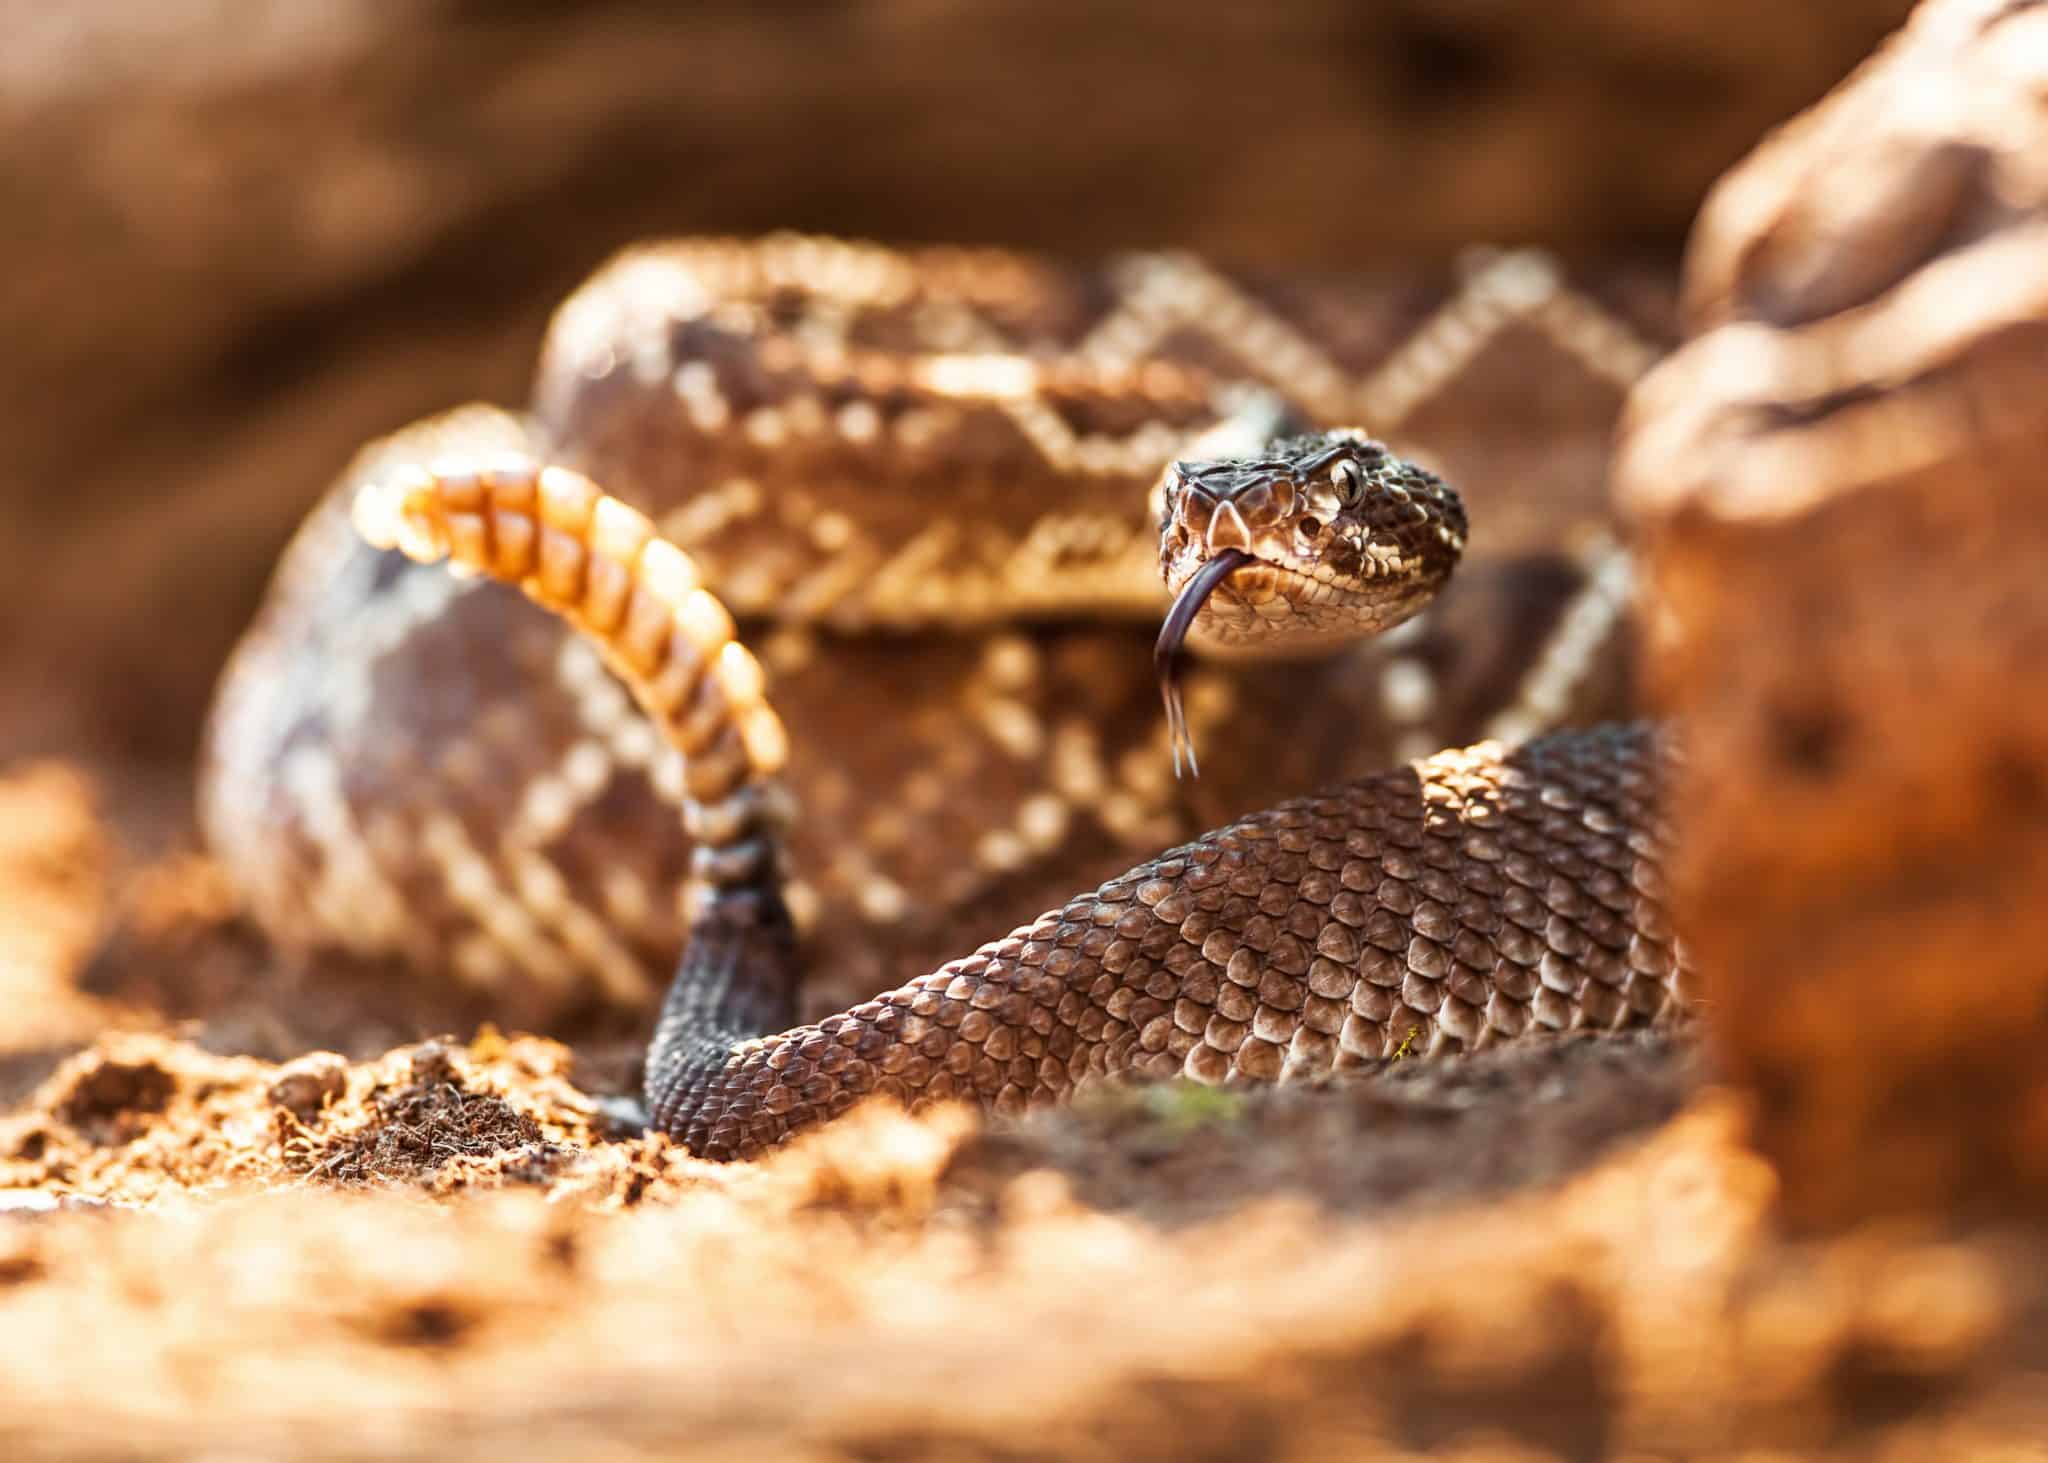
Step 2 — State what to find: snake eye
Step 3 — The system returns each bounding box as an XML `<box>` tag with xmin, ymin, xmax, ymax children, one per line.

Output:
<box><xmin>1331</xmin><ymin>458</ymin><xmax>1365</xmax><ymax>507</ymax></box>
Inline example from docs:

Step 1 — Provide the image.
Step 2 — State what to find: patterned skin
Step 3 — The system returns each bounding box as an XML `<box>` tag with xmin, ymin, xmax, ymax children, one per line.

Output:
<box><xmin>645</xmin><ymin>723</ymin><xmax>1679</xmax><ymax>1161</ymax></box>
<box><xmin>351</xmin><ymin>426</ymin><xmax>1683</xmax><ymax>1160</ymax></box>
<box><xmin>202</xmin><ymin>236</ymin><xmax>1667</xmax><ymax>1035</ymax></box>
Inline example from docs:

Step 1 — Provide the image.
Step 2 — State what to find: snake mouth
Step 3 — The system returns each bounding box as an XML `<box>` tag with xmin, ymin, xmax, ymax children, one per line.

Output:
<box><xmin>1155</xmin><ymin>547</ymin><xmax>1252</xmax><ymax>779</ymax></box>
<box><xmin>1155</xmin><ymin>547</ymin><xmax>1436</xmax><ymax>779</ymax></box>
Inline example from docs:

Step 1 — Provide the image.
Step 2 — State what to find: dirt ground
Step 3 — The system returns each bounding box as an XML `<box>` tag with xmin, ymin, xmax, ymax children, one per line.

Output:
<box><xmin>3</xmin><ymin>759</ymin><xmax>2047</xmax><ymax>1460</ymax></box>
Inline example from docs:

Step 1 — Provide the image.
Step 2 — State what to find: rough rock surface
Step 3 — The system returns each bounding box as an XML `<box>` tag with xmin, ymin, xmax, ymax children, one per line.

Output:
<box><xmin>1616</xmin><ymin>0</ymin><xmax>2048</xmax><ymax>1225</ymax></box>
<box><xmin>0</xmin><ymin>0</ymin><xmax>1912</xmax><ymax>760</ymax></box>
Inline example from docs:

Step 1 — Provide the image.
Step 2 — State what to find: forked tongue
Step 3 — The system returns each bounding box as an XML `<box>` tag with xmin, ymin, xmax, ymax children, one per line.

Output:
<box><xmin>1154</xmin><ymin>547</ymin><xmax>1251</xmax><ymax>780</ymax></box>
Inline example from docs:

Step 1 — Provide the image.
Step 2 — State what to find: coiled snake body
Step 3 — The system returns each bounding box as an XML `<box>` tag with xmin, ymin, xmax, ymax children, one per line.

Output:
<box><xmin>204</xmin><ymin>235</ymin><xmax>1687</xmax><ymax>1158</ymax></box>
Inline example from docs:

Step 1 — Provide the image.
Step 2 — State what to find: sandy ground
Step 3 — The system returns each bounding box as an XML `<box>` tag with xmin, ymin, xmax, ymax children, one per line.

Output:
<box><xmin>2</xmin><ymin>759</ymin><xmax>2046</xmax><ymax>1460</ymax></box>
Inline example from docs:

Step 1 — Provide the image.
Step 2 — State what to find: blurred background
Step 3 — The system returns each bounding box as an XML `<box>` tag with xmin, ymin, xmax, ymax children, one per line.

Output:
<box><xmin>0</xmin><ymin>0</ymin><xmax>1912</xmax><ymax>768</ymax></box>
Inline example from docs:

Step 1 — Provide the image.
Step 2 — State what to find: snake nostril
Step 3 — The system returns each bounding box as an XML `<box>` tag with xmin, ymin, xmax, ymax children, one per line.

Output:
<box><xmin>1300</xmin><ymin>516</ymin><xmax>1322</xmax><ymax>538</ymax></box>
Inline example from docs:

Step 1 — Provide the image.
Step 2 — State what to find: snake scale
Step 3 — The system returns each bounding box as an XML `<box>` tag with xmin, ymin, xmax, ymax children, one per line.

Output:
<box><xmin>202</xmin><ymin>234</ymin><xmax>1689</xmax><ymax>1158</ymax></box>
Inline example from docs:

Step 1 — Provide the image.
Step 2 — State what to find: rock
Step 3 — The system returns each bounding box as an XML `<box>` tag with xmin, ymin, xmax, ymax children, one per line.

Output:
<box><xmin>267</xmin><ymin>1051</ymin><xmax>351</xmax><ymax>1123</ymax></box>
<box><xmin>1616</xmin><ymin>0</ymin><xmax>2048</xmax><ymax>1225</ymax></box>
<box><xmin>55</xmin><ymin>1053</ymin><xmax>177</xmax><ymax>1128</ymax></box>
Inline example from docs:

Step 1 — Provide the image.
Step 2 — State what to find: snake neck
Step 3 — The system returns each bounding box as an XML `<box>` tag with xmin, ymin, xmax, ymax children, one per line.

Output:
<box><xmin>643</xmin><ymin>881</ymin><xmax>800</xmax><ymax>1142</ymax></box>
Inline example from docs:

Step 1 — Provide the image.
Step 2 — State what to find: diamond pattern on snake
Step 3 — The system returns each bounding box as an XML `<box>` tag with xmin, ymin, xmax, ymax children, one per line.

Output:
<box><xmin>202</xmin><ymin>235</ymin><xmax>1685</xmax><ymax>1155</ymax></box>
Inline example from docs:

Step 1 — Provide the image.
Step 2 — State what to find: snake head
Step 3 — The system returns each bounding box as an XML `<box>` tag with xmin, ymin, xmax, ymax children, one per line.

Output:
<box><xmin>1154</xmin><ymin>430</ymin><xmax>1467</xmax><ymax>776</ymax></box>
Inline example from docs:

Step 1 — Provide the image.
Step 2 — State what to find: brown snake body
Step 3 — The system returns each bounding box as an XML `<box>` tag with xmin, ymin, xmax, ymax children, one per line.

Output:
<box><xmin>203</xmin><ymin>235</ymin><xmax>1686</xmax><ymax>1157</ymax></box>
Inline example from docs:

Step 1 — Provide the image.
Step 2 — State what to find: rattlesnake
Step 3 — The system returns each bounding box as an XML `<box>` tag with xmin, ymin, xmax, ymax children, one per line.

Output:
<box><xmin>201</xmin><ymin>234</ymin><xmax>1685</xmax><ymax>1157</ymax></box>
